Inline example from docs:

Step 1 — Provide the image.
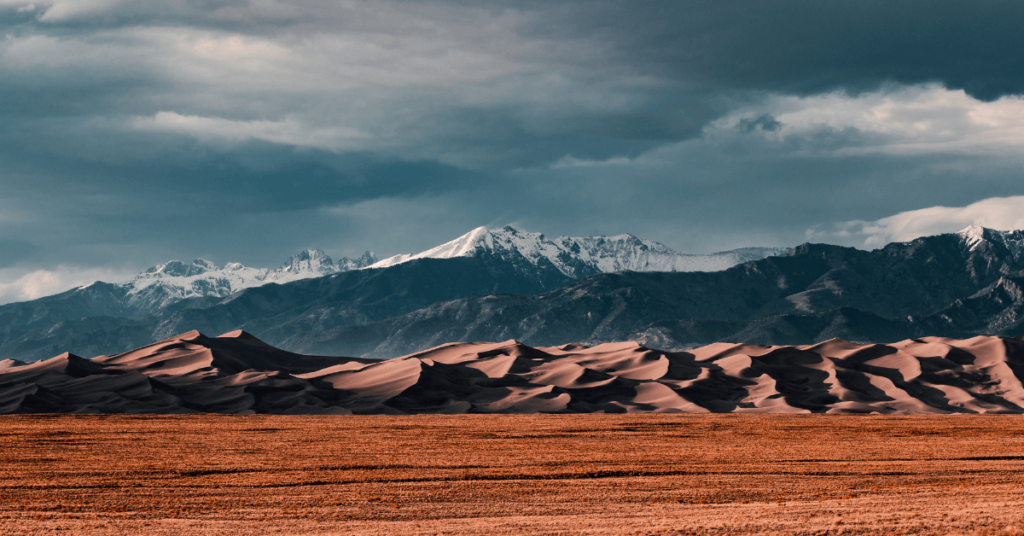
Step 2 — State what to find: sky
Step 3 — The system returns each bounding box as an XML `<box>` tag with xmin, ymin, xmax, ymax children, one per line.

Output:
<box><xmin>2</xmin><ymin>0</ymin><xmax>1024</xmax><ymax>303</ymax></box>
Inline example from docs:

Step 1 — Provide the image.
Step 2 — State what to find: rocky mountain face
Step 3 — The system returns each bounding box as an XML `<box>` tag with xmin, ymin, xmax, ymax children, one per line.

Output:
<box><xmin>283</xmin><ymin>226</ymin><xmax>1024</xmax><ymax>357</ymax></box>
<box><xmin>123</xmin><ymin>249</ymin><xmax>378</xmax><ymax>313</ymax></box>
<box><xmin>0</xmin><ymin>255</ymin><xmax>576</xmax><ymax>361</ymax></box>
<box><xmin>5</xmin><ymin>225</ymin><xmax>1024</xmax><ymax>362</ymax></box>
<box><xmin>0</xmin><ymin>249</ymin><xmax>378</xmax><ymax>334</ymax></box>
<box><xmin>0</xmin><ymin>226</ymin><xmax>780</xmax><ymax>361</ymax></box>
<box><xmin>369</xmin><ymin>225</ymin><xmax>788</xmax><ymax>277</ymax></box>
<box><xmin>0</xmin><ymin>225</ymin><xmax>772</xmax><ymax>336</ymax></box>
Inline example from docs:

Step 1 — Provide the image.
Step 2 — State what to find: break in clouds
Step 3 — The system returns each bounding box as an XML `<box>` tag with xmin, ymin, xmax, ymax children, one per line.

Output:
<box><xmin>2</xmin><ymin>0</ymin><xmax>1024</xmax><ymax>302</ymax></box>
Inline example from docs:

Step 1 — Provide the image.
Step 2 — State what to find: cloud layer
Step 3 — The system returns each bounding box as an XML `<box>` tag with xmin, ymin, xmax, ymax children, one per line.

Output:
<box><xmin>712</xmin><ymin>85</ymin><xmax>1024</xmax><ymax>156</ymax></box>
<box><xmin>810</xmin><ymin>196</ymin><xmax>1024</xmax><ymax>248</ymax></box>
<box><xmin>0</xmin><ymin>265</ymin><xmax>137</xmax><ymax>304</ymax></box>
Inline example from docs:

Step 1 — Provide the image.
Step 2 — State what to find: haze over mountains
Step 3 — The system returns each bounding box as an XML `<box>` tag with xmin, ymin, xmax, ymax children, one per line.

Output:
<box><xmin>4</xmin><ymin>225</ymin><xmax>1024</xmax><ymax>364</ymax></box>
<box><xmin>3</xmin><ymin>329</ymin><xmax>1023</xmax><ymax>414</ymax></box>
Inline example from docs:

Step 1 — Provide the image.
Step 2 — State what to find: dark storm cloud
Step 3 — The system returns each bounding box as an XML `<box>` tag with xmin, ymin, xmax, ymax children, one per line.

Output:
<box><xmin>0</xmin><ymin>239</ymin><xmax>36</xmax><ymax>268</ymax></box>
<box><xmin>538</xmin><ymin>0</ymin><xmax>1024</xmax><ymax>101</ymax></box>
<box><xmin>0</xmin><ymin>136</ymin><xmax>479</xmax><ymax>212</ymax></box>
<box><xmin>9</xmin><ymin>1</ymin><xmax>1024</xmax><ymax>99</ymax></box>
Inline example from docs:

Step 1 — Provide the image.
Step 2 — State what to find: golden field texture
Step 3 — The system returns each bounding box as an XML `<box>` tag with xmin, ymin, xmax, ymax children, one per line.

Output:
<box><xmin>1</xmin><ymin>415</ymin><xmax>1023</xmax><ymax>535</ymax></box>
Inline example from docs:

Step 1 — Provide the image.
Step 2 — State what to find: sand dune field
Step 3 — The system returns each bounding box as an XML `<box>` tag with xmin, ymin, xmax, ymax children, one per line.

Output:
<box><xmin>4</xmin><ymin>330</ymin><xmax>1024</xmax><ymax>414</ymax></box>
<box><xmin>1</xmin><ymin>414</ymin><xmax>1023</xmax><ymax>535</ymax></box>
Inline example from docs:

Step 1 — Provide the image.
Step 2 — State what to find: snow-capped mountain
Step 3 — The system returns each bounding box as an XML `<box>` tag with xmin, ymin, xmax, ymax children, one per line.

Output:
<box><xmin>958</xmin><ymin>225</ymin><xmax>1024</xmax><ymax>262</ymax></box>
<box><xmin>122</xmin><ymin>249</ymin><xmax>378</xmax><ymax>311</ymax></box>
<box><xmin>12</xmin><ymin>224</ymin><xmax>1024</xmax><ymax>362</ymax></box>
<box><xmin>368</xmin><ymin>225</ymin><xmax>789</xmax><ymax>277</ymax></box>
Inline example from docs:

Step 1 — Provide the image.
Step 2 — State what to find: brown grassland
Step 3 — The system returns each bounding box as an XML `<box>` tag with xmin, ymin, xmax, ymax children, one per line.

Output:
<box><xmin>1</xmin><ymin>414</ymin><xmax>1023</xmax><ymax>535</ymax></box>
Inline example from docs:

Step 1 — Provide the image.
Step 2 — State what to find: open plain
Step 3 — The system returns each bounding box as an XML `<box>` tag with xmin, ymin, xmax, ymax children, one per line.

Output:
<box><xmin>1</xmin><ymin>414</ymin><xmax>1024</xmax><ymax>535</ymax></box>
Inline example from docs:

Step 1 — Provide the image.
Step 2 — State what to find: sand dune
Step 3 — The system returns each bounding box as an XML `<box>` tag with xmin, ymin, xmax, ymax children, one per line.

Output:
<box><xmin>3</xmin><ymin>331</ymin><xmax>1024</xmax><ymax>414</ymax></box>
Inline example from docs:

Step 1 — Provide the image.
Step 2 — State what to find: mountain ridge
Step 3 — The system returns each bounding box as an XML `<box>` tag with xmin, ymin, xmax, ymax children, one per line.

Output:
<box><xmin>282</xmin><ymin>227</ymin><xmax>1024</xmax><ymax>357</ymax></box>
<box><xmin>369</xmin><ymin>225</ymin><xmax>789</xmax><ymax>277</ymax></box>
<box><xmin>4</xmin><ymin>225</ymin><xmax>1024</xmax><ymax>362</ymax></box>
<box><xmin>2</xmin><ymin>225</ymin><xmax>781</xmax><ymax>327</ymax></box>
<box><xmin>122</xmin><ymin>249</ymin><xmax>380</xmax><ymax>313</ymax></box>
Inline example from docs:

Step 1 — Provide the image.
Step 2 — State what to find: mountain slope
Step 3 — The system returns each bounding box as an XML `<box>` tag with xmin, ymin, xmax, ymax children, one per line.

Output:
<box><xmin>0</xmin><ymin>225</ymin><xmax>775</xmax><ymax>338</ymax></box>
<box><xmin>0</xmin><ymin>225</ymin><xmax>789</xmax><ymax>362</ymax></box>
<box><xmin>0</xmin><ymin>249</ymin><xmax>378</xmax><ymax>336</ymax></box>
<box><xmin>3</xmin><ymin>330</ymin><xmax>1024</xmax><ymax>414</ymax></box>
<box><xmin>6</xmin><ymin>225</ymin><xmax>1024</xmax><ymax>363</ymax></box>
<box><xmin>122</xmin><ymin>249</ymin><xmax>378</xmax><ymax>314</ymax></box>
<box><xmin>287</xmin><ymin>228</ymin><xmax>1024</xmax><ymax>356</ymax></box>
<box><xmin>0</xmin><ymin>255</ymin><xmax>575</xmax><ymax>361</ymax></box>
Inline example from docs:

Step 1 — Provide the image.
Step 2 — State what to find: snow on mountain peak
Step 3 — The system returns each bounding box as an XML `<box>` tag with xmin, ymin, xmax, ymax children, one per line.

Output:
<box><xmin>369</xmin><ymin>226</ymin><xmax>497</xmax><ymax>269</ymax></box>
<box><xmin>144</xmin><ymin>258</ymin><xmax>219</xmax><ymax>277</ymax></box>
<box><xmin>123</xmin><ymin>249</ymin><xmax>379</xmax><ymax>309</ymax></box>
<box><xmin>425</xmin><ymin>226</ymin><xmax>494</xmax><ymax>258</ymax></box>
<box><xmin>367</xmin><ymin>225</ymin><xmax>790</xmax><ymax>276</ymax></box>
<box><xmin>109</xmin><ymin>223</ymin><xmax>793</xmax><ymax>313</ymax></box>
<box><xmin>957</xmin><ymin>225</ymin><xmax>1024</xmax><ymax>262</ymax></box>
<box><xmin>279</xmin><ymin>249</ymin><xmax>336</xmax><ymax>274</ymax></box>
<box><xmin>336</xmin><ymin>251</ymin><xmax>379</xmax><ymax>271</ymax></box>
<box><xmin>958</xmin><ymin>225</ymin><xmax>987</xmax><ymax>249</ymax></box>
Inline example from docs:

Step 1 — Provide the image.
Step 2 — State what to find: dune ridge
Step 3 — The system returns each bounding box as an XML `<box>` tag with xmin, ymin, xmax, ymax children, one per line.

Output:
<box><xmin>2</xmin><ymin>331</ymin><xmax>1024</xmax><ymax>414</ymax></box>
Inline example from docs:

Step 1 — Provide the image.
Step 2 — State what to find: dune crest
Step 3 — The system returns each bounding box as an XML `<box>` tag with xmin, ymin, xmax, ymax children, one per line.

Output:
<box><xmin>3</xmin><ymin>331</ymin><xmax>1024</xmax><ymax>414</ymax></box>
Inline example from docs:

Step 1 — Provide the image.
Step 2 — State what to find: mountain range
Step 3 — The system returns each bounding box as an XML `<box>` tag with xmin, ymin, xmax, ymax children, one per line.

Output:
<box><xmin>0</xmin><ymin>226</ymin><xmax>782</xmax><ymax>361</ymax></box>
<box><xmin>283</xmin><ymin>225</ymin><xmax>1024</xmax><ymax>357</ymax></box>
<box><xmin>3</xmin><ymin>225</ymin><xmax>1024</xmax><ymax>363</ymax></box>
<box><xmin>2</xmin><ymin>329</ymin><xmax>1022</xmax><ymax>414</ymax></box>
<box><xmin>121</xmin><ymin>249</ymin><xmax>379</xmax><ymax>313</ymax></box>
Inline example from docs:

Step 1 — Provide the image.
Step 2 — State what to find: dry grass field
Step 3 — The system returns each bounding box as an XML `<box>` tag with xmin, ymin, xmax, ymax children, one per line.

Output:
<box><xmin>1</xmin><ymin>415</ymin><xmax>1023</xmax><ymax>535</ymax></box>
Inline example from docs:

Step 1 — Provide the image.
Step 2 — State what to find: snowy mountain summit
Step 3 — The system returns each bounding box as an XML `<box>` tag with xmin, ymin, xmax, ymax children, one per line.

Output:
<box><xmin>42</xmin><ymin>226</ymin><xmax>786</xmax><ymax>320</ymax></box>
<box><xmin>124</xmin><ymin>249</ymin><xmax>378</xmax><ymax>311</ymax></box>
<box><xmin>957</xmin><ymin>225</ymin><xmax>1024</xmax><ymax>263</ymax></box>
<box><xmin>368</xmin><ymin>225</ymin><xmax>788</xmax><ymax>277</ymax></box>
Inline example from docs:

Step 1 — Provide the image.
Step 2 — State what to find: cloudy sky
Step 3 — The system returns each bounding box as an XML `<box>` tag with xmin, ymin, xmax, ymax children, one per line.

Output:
<box><xmin>2</xmin><ymin>0</ymin><xmax>1024</xmax><ymax>303</ymax></box>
